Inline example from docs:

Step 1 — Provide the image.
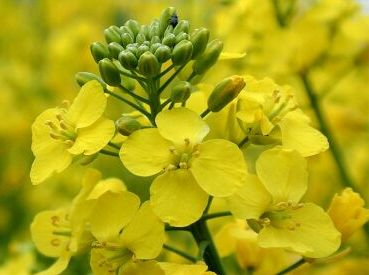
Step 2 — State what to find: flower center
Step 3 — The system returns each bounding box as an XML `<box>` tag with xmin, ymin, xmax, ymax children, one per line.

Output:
<box><xmin>166</xmin><ymin>138</ymin><xmax>200</xmax><ymax>170</ymax></box>
<box><xmin>266</xmin><ymin>90</ymin><xmax>298</xmax><ymax>124</ymax></box>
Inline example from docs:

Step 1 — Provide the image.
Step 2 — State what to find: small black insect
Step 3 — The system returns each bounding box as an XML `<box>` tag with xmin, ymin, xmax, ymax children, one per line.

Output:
<box><xmin>169</xmin><ymin>14</ymin><xmax>178</xmax><ymax>28</ymax></box>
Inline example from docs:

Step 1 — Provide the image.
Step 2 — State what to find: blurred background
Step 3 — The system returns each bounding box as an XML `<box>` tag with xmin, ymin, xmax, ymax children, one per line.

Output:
<box><xmin>0</xmin><ymin>0</ymin><xmax>368</xmax><ymax>274</ymax></box>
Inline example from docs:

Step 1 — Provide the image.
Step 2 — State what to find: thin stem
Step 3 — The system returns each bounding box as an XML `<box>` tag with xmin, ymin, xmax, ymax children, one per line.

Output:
<box><xmin>168</xmin><ymin>102</ymin><xmax>175</xmax><ymax>110</ymax></box>
<box><xmin>100</xmin><ymin>149</ymin><xmax>119</xmax><ymax>157</ymax></box>
<box><xmin>204</xmin><ymin>196</ymin><xmax>213</xmax><ymax>214</ymax></box>
<box><xmin>161</xmin><ymin>98</ymin><xmax>172</xmax><ymax>109</ymax></box>
<box><xmin>165</xmin><ymin>224</ymin><xmax>189</xmax><ymax>231</ymax></box>
<box><xmin>163</xmin><ymin>244</ymin><xmax>197</xmax><ymax>263</ymax></box>
<box><xmin>108</xmin><ymin>142</ymin><xmax>121</xmax><ymax>150</ymax></box>
<box><xmin>154</xmin><ymin>63</ymin><xmax>175</xmax><ymax>80</ymax></box>
<box><xmin>300</xmin><ymin>73</ymin><xmax>355</xmax><ymax>190</ymax></box>
<box><xmin>272</xmin><ymin>0</ymin><xmax>287</xmax><ymax>27</ymax></box>
<box><xmin>201</xmin><ymin>211</ymin><xmax>232</xmax><ymax>222</ymax></box>
<box><xmin>130</xmin><ymin>70</ymin><xmax>149</xmax><ymax>92</ymax></box>
<box><xmin>238</xmin><ymin>136</ymin><xmax>249</xmax><ymax>148</ymax></box>
<box><xmin>276</xmin><ymin>258</ymin><xmax>306</xmax><ymax>275</ymax></box>
<box><xmin>157</xmin><ymin>65</ymin><xmax>186</xmax><ymax>95</ymax></box>
<box><xmin>200</xmin><ymin>108</ymin><xmax>211</xmax><ymax>118</ymax></box>
<box><xmin>187</xmin><ymin>71</ymin><xmax>197</xmax><ymax>82</ymax></box>
<box><xmin>118</xmin><ymin>85</ymin><xmax>150</xmax><ymax>104</ymax></box>
<box><xmin>112</xmin><ymin>60</ymin><xmax>146</xmax><ymax>82</ymax></box>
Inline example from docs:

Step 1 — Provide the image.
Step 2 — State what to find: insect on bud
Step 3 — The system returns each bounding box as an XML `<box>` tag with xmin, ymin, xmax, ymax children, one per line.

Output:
<box><xmin>192</xmin><ymin>39</ymin><xmax>223</xmax><ymax>75</ymax></box>
<box><xmin>170</xmin><ymin>81</ymin><xmax>192</xmax><ymax>103</ymax></box>
<box><xmin>118</xmin><ymin>50</ymin><xmax>138</xmax><ymax>71</ymax></box>
<box><xmin>155</xmin><ymin>45</ymin><xmax>171</xmax><ymax>63</ymax></box>
<box><xmin>171</xmin><ymin>40</ymin><xmax>193</xmax><ymax>65</ymax></box>
<box><xmin>75</xmin><ymin>72</ymin><xmax>105</xmax><ymax>87</ymax></box>
<box><xmin>115</xmin><ymin>116</ymin><xmax>142</xmax><ymax>136</ymax></box>
<box><xmin>138</xmin><ymin>51</ymin><xmax>160</xmax><ymax>77</ymax></box>
<box><xmin>159</xmin><ymin>7</ymin><xmax>177</xmax><ymax>38</ymax></box>
<box><xmin>207</xmin><ymin>75</ymin><xmax>245</xmax><ymax>112</ymax></box>
<box><xmin>104</xmin><ymin>26</ymin><xmax>122</xmax><ymax>44</ymax></box>
<box><xmin>98</xmin><ymin>58</ymin><xmax>121</xmax><ymax>86</ymax></box>
<box><xmin>190</xmin><ymin>28</ymin><xmax>210</xmax><ymax>59</ymax></box>
<box><xmin>90</xmin><ymin>42</ymin><xmax>110</xmax><ymax>63</ymax></box>
<box><xmin>173</xmin><ymin>20</ymin><xmax>190</xmax><ymax>35</ymax></box>
<box><xmin>108</xmin><ymin>42</ymin><xmax>124</xmax><ymax>59</ymax></box>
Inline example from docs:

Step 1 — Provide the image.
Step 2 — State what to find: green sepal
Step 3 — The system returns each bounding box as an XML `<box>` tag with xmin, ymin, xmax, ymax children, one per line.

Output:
<box><xmin>75</xmin><ymin>72</ymin><xmax>106</xmax><ymax>88</ymax></box>
<box><xmin>173</xmin><ymin>20</ymin><xmax>190</xmax><ymax>35</ymax></box>
<box><xmin>125</xmin><ymin>19</ymin><xmax>141</xmax><ymax>37</ymax></box>
<box><xmin>192</xmin><ymin>39</ymin><xmax>223</xmax><ymax>75</ymax></box>
<box><xmin>162</xmin><ymin>33</ymin><xmax>176</xmax><ymax>48</ymax></box>
<box><xmin>98</xmin><ymin>58</ymin><xmax>121</xmax><ymax>86</ymax></box>
<box><xmin>121</xmin><ymin>33</ymin><xmax>134</xmax><ymax>47</ymax></box>
<box><xmin>118</xmin><ymin>50</ymin><xmax>138</xmax><ymax>70</ymax></box>
<box><xmin>138</xmin><ymin>51</ymin><xmax>160</xmax><ymax>77</ymax></box>
<box><xmin>154</xmin><ymin>45</ymin><xmax>172</xmax><ymax>63</ymax></box>
<box><xmin>171</xmin><ymin>40</ymin><xmax>193</xmax><ymax>65</ymax></box>
<box><xmin>120</xmin><ymin>26</ymin><xmax>135</xmax><ymax>39</ymax></box>
<box><xmin>150</xmin><ymin>42</ymin><xmax>162</xmax><ymax>53</ymax></box>
<box><xmin>190</xmin><ymin>28</ymin><xmax>210</xmax><ymax>59</ymax></box>
<box><xmin>108</xmin><ymin>42</ymin><xmax>124</xmax><ymax>59</ymax></box>
<box><xmin>104</xmin><ymin>26</ymin><xmax>122</xmax><ymax>44</ymax></box>
<box><xmin>115</xmin><ymin>116</ymin><xmax>142</xmax><ymax>136</ymax></box>
<box><xmin>151</xmin><ymin>36</ymin><xmax>161</xmax><ymax>45</ymax></box>
<box><xmin>137</xmin><ymin>45</ymin><xmax>150</xmax><ymax>57</ymax></box>
<box><xmin>90</xmin><ymin>42</ymin><xmax>110</xmax><ymax>63</ymax></box>
<box><xmin>136</xmin><ymin>33</ymin><xmax>146</xmax><ymax>45</ymax></box>
<box><xmin>170</xmin><ymin>81</ymin><xmax>192</xmax><ymax>103</ymax></box>
<box><xmin>175</xmin><ymin>32</ymin><xmax>190</xmax><ymax>44</ymax></box>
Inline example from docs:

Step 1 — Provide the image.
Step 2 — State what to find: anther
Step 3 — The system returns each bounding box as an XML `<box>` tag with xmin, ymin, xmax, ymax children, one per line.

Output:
<box><xmin>50</xmin><ymin>239</ymin><xmax>61</xmax><ymax>246</ymax></box>
<box><xmin>45</xmin><ymin>120</ymin><xmax>58</xmax><ymax>130</ymax></box>
<box><xmin>192</xmin><ymin>150</ymin><xmax>200</xmax><ymax>157</ymax></box>
<box><xmin>51</xmin><ymin>215</ymin><xmax>60</xmax><ymax>226</ymax></box>
<box><xmin>64</xmin><ymin>140</ymin><xmax>74</xmax><ymax>147</ymax></box>
<box><xmin>61</xmin><ymin>100</ymin><xmax>70</xmax><ymax>109</ymax></box>
<box><xmin>179</xmin><ymin>162</ymin><xmax>188</xmax><ymax>169</ymax></box>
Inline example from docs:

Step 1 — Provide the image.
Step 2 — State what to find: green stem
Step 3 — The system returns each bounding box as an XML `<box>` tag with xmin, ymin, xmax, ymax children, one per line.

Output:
<box><xmin>163</xmin><ymin>244</ymin><xmax>197</xmax><ymax>263</ymax></box>
<box><xmin>148</xmin><ymin>79</ymin><xmax>161</xmax><ymax>124</ymax></box>
<box><xmin>238</xmin><ymin>136</ymin><xmax>249</xmax><ymax>148</ymax></box>
<box><xmin>201</xmin><ymin>211</ymin><xmax>232</xmax><ymax>222</ymax></box>
<box><xmin>187</xmin><ymin>71</ymin><xmax>197</xmax><ymax>82</ymax></box>
<box><xmin>161</xmin><ymin>98</ymin><xmax>172</xmax><ymax>109</ymax></box>
<box><xmin>108</xmin><ymin>142</ymin><xmax>121</xmax><ymax>150</ymax></box>
<box><xmin>100</xmin><ymin>149</ymin><xmax>119</xmax><ymax>157</ymax></box>
<box><xmin>200</xmin><ymin>108</ymin><xmax>211</xmax><ymax>118</ymax></box>
<box><xmin>276</xmin><ymin>258</ymin><xmax>306</xmax><ymax>275</ymax></box>
<box><xmin>156</xmin><ymin>65</ymin><xmax>186</xmax><ymax>95</ymax></box>
<box><xmin>118</xmin><ymin>85</ymin><xmax>149</xmax><ymax>104</ymax></box>
<box><xmin>112</xmin><ymin>60</ymin><xmax>146</xmax><ymax>82</ymax></box>
<box><xmin>154</xmin><ymin>63</ymin><xmax>175</xmax><ymax>80</ymax></box>
<box><xmin>191</xmin><ymin>220</ymin><xmax>225</xmax><ymax>275</ymax></box>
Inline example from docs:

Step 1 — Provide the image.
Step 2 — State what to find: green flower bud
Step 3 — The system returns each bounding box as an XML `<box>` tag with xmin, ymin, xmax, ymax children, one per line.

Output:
<box><xmin>138</xmin><ymin>51</ymin><xmax>160</xmax><ymax>77</ymax></box>
<box><xmin>159</xmin><ymin>7</ymin><xmax>177</xmax><ymax>37</ymax></box>
<box><xmin>155</xmin><ymin>45</ymin><xmax>171</xmax><ymax>63</ymax></box>
<box><xmin>90</xmin><ymin>42</ymin><xmax>110</xmax><ymax>63</ymax></box>
<box><xmin>162</xmin><ymin>33</ymin><xmax>176</xmax><ymax>48</ymax></box>
<box><xmin>121</xmin><ymin>33</ymin><xmax>134</xmax><ymax>47</ymax></box>
<box><xmin>136</xmin><ymin>33</ymin><xmax>146</xmax><ymax>45</ymax></box>
<box><xmin>151</xmin><ymin>35</ymin><xmax>161</xmax><ymax>45</ymax></box>
<box><xmin>139</xmin><ymin>25</ymin><xmax>150</xmax><ymax>40</ymax></box>
<box><xmin>75</xmin><ymin>72</ymin><xmax>105</xmax><ymax>87</ymax></box>
<box><xmin>126</xmin><ymin>44</ymin><xmax>138</xmax><ymax>57</ymax></box>
<box><xmin>120</xmin><ymin>26</ymin><xmax>134</xmax><ymax>38</ymax></box>
<box><xmin>142</xmin><ymin>41</ymin><xmax>151</xmax><ymax>47</ymax></box>
<box><xmin>173</xmin><ymin>20</ymin><xmax>190</xmax><ymax>35</ymax></box>
<box><xmin>118</xmin><ymin>50</ymin><xmax>138</xmax><ymax>70</ymax></box>
<box><xmin>115</xmin><ymin>116</ymin><xmax>142</xmax><ymax>136</ymax></box>
<box><xmin>170</xmin><ymin>81</ymin><xmax>192</xmax><ymax>103</ymax></box>
<box><xmin>175</xmin><ymin>32</ymin><xmax>190</xmax><ymax>44</ymax></box>
<box><xmin>125</xmin><ymin>19</ymin><xmax>140</xmax><ymax>37</ymax></box>
<box><xmin>190</xmin><ymin>28</ymin><xmax>210</xmax><ymax>59</ymax></box>
<box><xmin>207</xmin><ymin>75</ymin><xmax>245</xmax><ymax>112</ymax></box>
<box><xmin>150</xmin><ymin>42</ymin><xmax>162</xmax><ymax>53</ymax></box>
<box><xmin>108</xmin><ymin>42</ymin><xmax>124</xmax><ymax>59</ymax></box>
<box><xmin>192</xmin><ymin>39</ymin><xmax>223</xmax><ymax>75</ymax></box>
<box><xmin>104</xmin><ymin>26</ymin><xmax>122</xmax><ymax>44</ymax></box>
<box><xmin>79</xmin><ymin>153</ymin><xmax>98</xmax><ymax>165</ymax></box>
<box><xmin>164</xmin><ymin>25</ymin><xmax>174</xmax><ymax>37</ymax></box>
<box><xmin>98</xmin><ymin>58</ymin><xmax>121</xmax><ymax>86</ymax></box>
<box><xmin>150</xmin><ymin>25</ymin><xmax>160</xmax><ymax>39</ymax></box>
<box><xmin>171</xmin><ymin>40</ymin><xmax>193</xmax><ymax>65</ymax></box>
<box><xmin>137</xmin><ymin>45</ymin><xmax>150</xmax><ymax>57</ymax></box>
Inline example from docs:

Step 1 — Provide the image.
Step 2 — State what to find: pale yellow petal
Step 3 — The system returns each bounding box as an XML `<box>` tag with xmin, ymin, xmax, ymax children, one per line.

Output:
<box><xmin>120</xmin><ymin>128</ymin><xmax>173</xmax><ymax>177</ymax></box>
<box><xmin>66</xmin><ymin>80</ymin><xmax>107</xmax><ymax>128</ymax></box>
<box><xmin>256</xmin><ymin>148</ymin><xmax>307</xmax><ymax>203</ymax></box>
<box><xmin>87</xmin><ymin>178</ymin><xmax>126</xmax><ymax>200</ymax></box>
<box><xmin>219</xmin><ymin>52</ymin><xmax>247</xmax><ymax>60</ymax></box>
<box><xmin>120</xmin><ymin>261</ymin><xmax>164</xmax><ymax>275</ymax></box>
<box><xmin>68</xmin><ymin>118</ymin><xmax>115</xmax><ymax>155</ymax></box>
<box><xmin>120</xmin><ymin>202</ymin><xmax>165</xmax><ymax>259</ymax></box>
<box><xmin>156</xmin><ymin>108</ymin><xmax>209</xmax><ymax>145</ymax></box>
<box><xmin>159</xmin><ymin>262</ymin><xmax>209</xmax><ymax>275</ymax></box>
<box><xmin>89</xmin><ymin>191</ymin><xmax>140</xmax><ymax>241</ymax></box>
<box><xmin>226</xmin><ymin>173</ymin><xmax>272</xmax><ymax>219</ymax></box>
<box><xmin>150</xmin><ymin>170</ymin><xmax>208</xmax><ymax>227</ymax></box>
<box><xmin>34</xmin><ymin>251</ymin><xmax>71</xmax><ymax>275</ymax></box>
<box><xmin>278</xmin><ymin>110</ymin><xmax>329</xmax><ymax>157</ymax></box>
<box><xmin>190</xmin><ymin>139</ymin><xmax>247</xmax><ymax>197</ymax></box>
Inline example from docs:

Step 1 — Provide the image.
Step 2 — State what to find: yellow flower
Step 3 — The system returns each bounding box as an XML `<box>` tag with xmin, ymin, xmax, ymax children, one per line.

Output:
<box><xmin>236</xmin><ymin>76</ymin><xmax>329</xmax><ymax>157</ymax></box>
<box><xmin>88</xmin><ymin>194</ymin><xmax>165</xmax><ymax>275</ymax></box>
<box><xmin>227</xmin><ymin>147</ymin><xmax>341</xmax><ymax>258</ymax></box>
<box><xmin>30</xmin><ymin>169</ymin><xmax>126</xmax><ymax>275</ymax></box>
<box><xmin>328</xmin><ymin>188</ymin><xmax>369</xmax><ymax>242</ymax></box>
<box><xmin>30</xmin><ymin>80</ymin><xmax>115</xmax><ymax>184</ymax></box>
<box><xmin>120</xmin><ymin>107</ymin><xmax>247</xmax><ymax>226</ymax></box>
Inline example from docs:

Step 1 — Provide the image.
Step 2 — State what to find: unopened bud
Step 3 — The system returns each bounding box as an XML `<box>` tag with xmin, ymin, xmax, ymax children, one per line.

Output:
<box><xmin>104</xmin><ymin>26</ymin><xmax>122</xmax><ymax>44</ymax></box>
<box><xmin>150</xmin><ymin>42</ymin><xmax>162</xmax><ymax>53</ymax></box>
<box><xmin>90</xmin><ymin>42</ymin><xmax>110</xmax><ymax>63</ymax></box>
<box><xmin>175</xmin><ymin>32</ymin><xmax>190</xmax><ymax>44</ymax></box>
<box><xmin>121</xmin><ymin>33</ymin><xmax>134</xmax><ymax>47</ymax></box>
<box><xmin>138</xmin><ymin>51</ymin><xmax>160</xmax><ymax>77</ymax></box>
<box><xmin>116</xmin><ymin>116</ymin><xmax>142</xmax><ymax>136</ymax></box>
<box><xmin>149</xmin><ymin>24</ymin><xmax>160</xmax><ymax>39</ymax></box>
<box><xmin>120</xmin><ymin>26</ymin><xmax>134</xmax><ymax>39</ymax></box>
<box><xmin>75</xmin><ymin>72</ymin><xmax>105</xmax><ymax>87</ymax></box>
<box><xmin>125</xmin><ymin>19</ymin><xmax>140</xmax><ymax>37</ymax></box>
<box><xmin>208</xmin><ymin>75</ymin><xmax>245</xmax><ymax>112</ymax></box>
<box><xmin>173</xmin><ymin>20</ymin><xmax>190</xmax><ymax>35</ymax></box>
<box><xmin>108</xmin><ymin>42</ymin><xmax>124</xmax><ymax>59</ymax></box>
<box><xmin>126</xmin><ymin>44</ymin><xmax>138</xmax><ymax>57</ymax></box>
<box><xmin>151</xmin><ymin>35</ymin><xmax>161</xmax><ymax>45</ymax></box>
<box><xmin>137</xmin><ymin>45</ymin><xmax>150</xmax><ymax>57</ymax></box>
<box><xmin>79</xmin><ymin>153</ymin><xmax>98</xmax><ymax>165</ymax></box>
<box><xmin>162</xmin><ymin>33</ymin><xmax>176</xmax><ymax>48</ymax></box>
<box><xmin>190</xmin><ymin>28</ymin><xmax>210</xmax><ymax>59</ymax></box>
<box><xmin>136</xmin><ymin>33</ymin><xmax>146</xmax><ymax>45</ymax></box>
<box><xmin>171</xmin><ymin>40</ymin><xmax>193</xmax><ymax>65</ymax></box>
<box><xmin>192</xmin><ymin>39</ymin><xmax>223</xmax><ymax>75</ymax></box>
<box><xmin>170</xmin><ymin>81</ymin><xmax>192</xmax><ymax>103</ymax></box>
<box><xmin>118</xmin><ymin>50</ymin><xmax>138</xmax><ymax>71</ymax></box>
<box><xmin>155</xmin><ymin>45</ymin><xmax>171</xmax><ymax>63</ymax></box>
<box><xmin>98</xmin><ymin>58</ymin><xmax>121</xmax><ymax>86</ymax></box>
<box><xmin>159</xmin><ymin>7</ymin><xmax>177</xmax><ymax>37</ymax></box>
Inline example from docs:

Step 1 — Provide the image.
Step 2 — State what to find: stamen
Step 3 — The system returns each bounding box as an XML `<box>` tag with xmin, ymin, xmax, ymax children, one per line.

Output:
<box><xmin>179</xmin><ymin>162</ymin><xmax>188</xmax><ymax>169</ymax></box>
<box><xmin>45</xmin><ymin>120</ymin><xmax>58</xmax><ymax>130</ymax></box>
<box><xmin>50</xmin><ymin>239</ymin><xmax>61</xmax><ymax>246</ymax></box>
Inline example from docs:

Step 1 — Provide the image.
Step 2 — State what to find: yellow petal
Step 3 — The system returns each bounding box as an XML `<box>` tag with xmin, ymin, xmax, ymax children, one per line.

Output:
<box><xmin>120</xmin><ymin>261</ymin><xmax>164</xmax><ymax>275</ymax></box>
<box><xmin>34</xmin><ymin>251</ymin><xmax>71</xmax><ymax>275</ymax></box>
<box><xmin>258</xmin><ymin>203</ymin><xmax>341</xmax><ymax>258</ymax></box>
<box><xmin>120</xmin><ymin>128</ymin><xmax>173</xmax><ymax>177</ymax></box>
<box><xmin>219</xmin><ymin>52</ymin><xmax>247</xmax><ymax>60</ymax></box>
<box><xmin>226</xmin><ymin>174</ymin><xmax>272</xmax><ymax>219</ymax></box>
<box><xmin>159</xmin><ymin>262</ymin><xmax>209</xmax><ymax>275</ymax></box>
<box><xmin>89</xmin><ymin>191</ymin><xmax>140</xmax><ymax>241</ymax></box>
<box><xmin>190</xmin><ymin>139</ymin><xmax>247</xmax><ymax>197</ymax></box>
<box><xmin>256</xmin><ymin>148</ymin><xmax>307</xmax><ymax>203</ymax></box>
<box><xmin>30</xmin><ymin>145</ymin><xmax>72</xmax><ymax>185</ymax></box>
<box><xmin>90</xmin><ymin>248</ymin><xmax>132</xmax><ymax>275</ymax></box>
<box><xmin>150</xmin><ymin>170</ymin><xmax>208</xmax><ymax>227</ymax></box>
<box><xmin>120</xmin><ymin>202</ymin><xmax>165</xmax><ymax>259</ymax></box>
<box><xmin>30</xmin><ymin>209</ymin><xmax>70</xmax><ymax>257</ymax></box>
<box><xmin>66</xmin><ymin>80</ymin><xmax>107</xmax><ymax>128</ymax></box>
<box><xmin>87</xmin><ymin>178</ymin><xmax>126</xmax><ymax>200</ymax></box>
<box><xmin>68</xmin><ymin>118</ymin><xmax>115</xmax><ymax>155</ymax></box>
<box><xmin>156</xmin><ymin>108</ymin><xmax>209</xmax><ymax>145</ymax></box>
<box><xmin>278</xmin><ymin>110</ymin><xmax>329</xmax><ymax>157</ymax></box>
